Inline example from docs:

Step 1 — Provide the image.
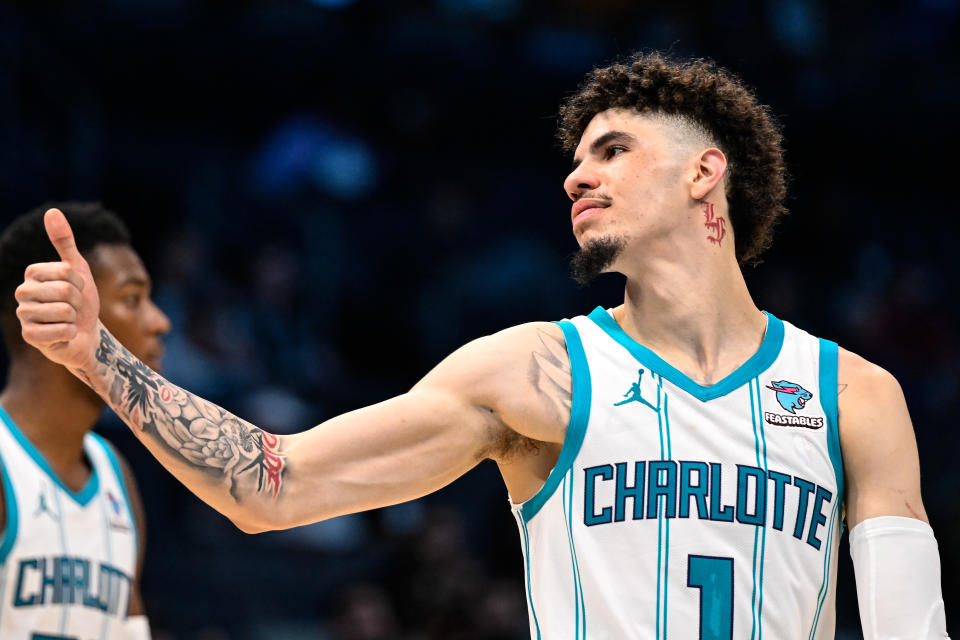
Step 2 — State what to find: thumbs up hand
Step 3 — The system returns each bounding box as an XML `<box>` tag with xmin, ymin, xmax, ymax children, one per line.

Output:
<box><xmin>15</xmin><ymin>208</ymin><xmax>102</xmax><ymax>371</ymax></box>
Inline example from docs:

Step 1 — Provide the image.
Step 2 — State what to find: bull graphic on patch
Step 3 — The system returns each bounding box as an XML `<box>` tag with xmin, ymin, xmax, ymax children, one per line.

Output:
<box><xmin>766</xmin><ymin>380</ymin><xmax>812</xmax><ymax>414</ymax></box>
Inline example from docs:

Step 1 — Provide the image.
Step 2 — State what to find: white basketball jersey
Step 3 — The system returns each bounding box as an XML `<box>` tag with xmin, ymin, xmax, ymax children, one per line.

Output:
<box><xmin>512</xmin><ymin>308</ymin><xmax>843</xmax><ymax>640</ymax></box>
<box><xmin>0</xmin><ymin>407</ymin><xmax>138</xmax><ymax>640</ymax></box>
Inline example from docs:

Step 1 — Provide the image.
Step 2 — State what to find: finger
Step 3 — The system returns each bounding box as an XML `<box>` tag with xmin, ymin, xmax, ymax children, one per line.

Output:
<box><xmin>20</xmin><ymin>322</ymin><xmax>78</xmax><ymax>346</ymax></box>
<box><xmin>16</xmin><ymin>302</ymin><xmax>77</xmax><ymax>325</ymax></box>
<box><xmin>24</xmin><ymin>262</ymin><xmax>85</xmax><ymax>291</ymax></box>
<box><xmin>15</xmin><ymin>280</ymin><xmax>84</xmax><ymax>309</ymax></box>
<box><xmin>43</xmin><ymin>209</ymin><xmax>84</xmax><ymax>266</ymax></box>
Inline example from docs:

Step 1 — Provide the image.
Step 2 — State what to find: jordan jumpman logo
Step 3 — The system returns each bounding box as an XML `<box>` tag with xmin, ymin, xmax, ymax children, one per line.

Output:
<box><xmin>614</xmin><ymin>368</ymin><xmax>659</xmax><ymax>411</ymax></box>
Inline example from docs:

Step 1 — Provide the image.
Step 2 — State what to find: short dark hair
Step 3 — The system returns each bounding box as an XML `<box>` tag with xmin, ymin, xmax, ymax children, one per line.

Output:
<box><xmin>557</xmin><ymin>51</ymin><xmax>788</xmax><ymax>265</ymax></box>
<box><xmin>0</xmin><ymin>202</ymin><xmax>131</xmax><ymax>355</ymax></box>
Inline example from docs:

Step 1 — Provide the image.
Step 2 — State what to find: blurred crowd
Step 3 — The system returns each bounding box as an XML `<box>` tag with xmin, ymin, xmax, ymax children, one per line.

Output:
<box><xmin>2</xmin><ymin>0</ymin><xmax>958</xmax><ymax>637</ymax></box>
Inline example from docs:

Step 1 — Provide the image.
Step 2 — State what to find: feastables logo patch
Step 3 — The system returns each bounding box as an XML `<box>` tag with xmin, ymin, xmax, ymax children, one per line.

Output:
<box><xmin>764</xmin><ymin>380</ymin><xmax>824</xmax><ymax>429</ymax></box>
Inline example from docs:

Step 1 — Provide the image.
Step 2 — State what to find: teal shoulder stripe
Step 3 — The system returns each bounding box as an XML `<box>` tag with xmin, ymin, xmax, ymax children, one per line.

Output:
<box><xmin>0</xmin><ymin>449</ymin><xmax>19</xmax><ymax>564</ymax></box>
<box><xmin>90</xmin><ymin>432</ymin><xmax>139</xmax><ymax>554</ymax></box>
<box><xmin>587</xmin><ymin>307</ymin><xmax>784</xmax><ymax>402</ymax></box>
<box><xmin>817</xmin><ymin>339</ymin><xmax>844</xmax><ymax>504</ymax></box>
<box><xmin>519</xmin><ymin>320</ymin><xmax>591</xmax><ymax>522</ymax></box>
<box><xmin>0</xmin><ymin>405</ymin><xmax>99</xmax><ymax>506</ymax></box>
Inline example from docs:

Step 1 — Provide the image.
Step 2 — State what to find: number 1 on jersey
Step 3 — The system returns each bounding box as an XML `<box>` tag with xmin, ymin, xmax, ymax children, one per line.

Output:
<box><xmin>687</xmin><ymin>555</ymin><xmax>734</xmax><ymax>640</ymax></box>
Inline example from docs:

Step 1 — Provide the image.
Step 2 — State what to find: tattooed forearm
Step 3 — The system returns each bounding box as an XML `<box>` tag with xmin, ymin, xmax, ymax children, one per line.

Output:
<box><xmin>84</xmin><ymin>328</ymin><xmax>285</xmax><ymax>501</ymax></box>
<box><xmin>530</xmin><ymin>329</ymin><xmax>572</xmax><ymax>423</ymax></box>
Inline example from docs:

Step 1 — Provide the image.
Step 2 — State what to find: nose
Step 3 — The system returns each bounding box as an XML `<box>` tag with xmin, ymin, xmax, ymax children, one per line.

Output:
<box><xmin>147</xmin><ymin>299</ymin><xmax>172</xmax><ymax>336</ymax></box>
<box><xmin>563</xmin><ymin>162</ymin><xmax>601</xmax><ymax>201</ymax></box>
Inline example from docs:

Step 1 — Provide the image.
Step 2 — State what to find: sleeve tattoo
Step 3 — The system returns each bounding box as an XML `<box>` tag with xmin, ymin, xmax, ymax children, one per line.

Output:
<box><xmin>87</xmin><ymin>328</ymin><xmax>285</xmax><ymax>501</ymax></box>
<box><xmin>530</xmin><ymin>329</ymin><xmax>572</xmax><ymax>422</ymax></box>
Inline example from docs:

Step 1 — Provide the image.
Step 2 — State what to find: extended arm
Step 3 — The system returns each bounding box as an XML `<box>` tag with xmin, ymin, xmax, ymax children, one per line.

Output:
<box><xmin>838</xmin><ymin>348</ymin><xmax>949</xmax><ymax>638</ymax></box>
<box><xmin>16</xmin><ymin>209</ymin><xmax>567</xmax><ymax>532</ymax></box>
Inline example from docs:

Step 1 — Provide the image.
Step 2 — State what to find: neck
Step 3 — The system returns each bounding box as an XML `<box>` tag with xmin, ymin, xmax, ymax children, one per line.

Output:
<box><xmin>0</xmin><ymin>355</ymin><xmax>103</xmax><ymax>472</ymax></box>
<box><xmin>615</xmin><ymin>249</ymin><xmax>766</xmax><ymax>386</ymax></box>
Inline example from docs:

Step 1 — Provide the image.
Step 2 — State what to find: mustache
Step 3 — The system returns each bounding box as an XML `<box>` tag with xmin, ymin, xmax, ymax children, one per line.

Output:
<box><xmin>575</xmin><ymin>192</ymin><xmax>613</xmax><ymax>203</ymax></box>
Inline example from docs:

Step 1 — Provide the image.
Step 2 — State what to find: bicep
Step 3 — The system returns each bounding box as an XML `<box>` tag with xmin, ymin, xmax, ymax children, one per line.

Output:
<box><xmin>839</xmin><ymin>350</ymin><xmax>927</xmax><ymax>528</ymax></box>
<box><xmin>276</xmin><ymin>386</ymin><xmax>497</xmax><ymax>528</ymax></box>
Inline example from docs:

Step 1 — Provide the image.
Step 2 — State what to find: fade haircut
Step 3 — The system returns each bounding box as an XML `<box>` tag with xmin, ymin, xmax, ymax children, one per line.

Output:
<box><xmin>558</xmin><ymin>51</ymin><xmax>788</xmax><ymax>265</ymax></box>
<box><xmin>0</xmin><ymin>202</ymin><xmax>131</xmax><ymax>355</ymax></box>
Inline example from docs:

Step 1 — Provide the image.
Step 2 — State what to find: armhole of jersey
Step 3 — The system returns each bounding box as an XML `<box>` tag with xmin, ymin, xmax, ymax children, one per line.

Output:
<box><xmin>518</xmin><ymin>319</ymin><xmax>592</xmax><ymax>523</ymax></box>
<box><xmin>818</xmin><ymin>338</ymin><xmax>844</xmax><ymax>511</ymax></box>
<box><xmin>90</xmin><ymin>433</ymin><xmax>139</xmax><ymax>555</ymax></box>
<box><xmin>0</xmin><ymin>448</ymin><xmax>19</xmax><ymax>564</ymax></box>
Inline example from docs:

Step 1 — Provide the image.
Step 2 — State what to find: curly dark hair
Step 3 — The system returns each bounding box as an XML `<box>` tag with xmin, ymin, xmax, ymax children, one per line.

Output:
<box><xmin>558</xmin><ymin>52</ymin><xmax>787</xmax><ymax>265</ymax></box>
<box><xmin>0</xmin><ymin>202</ymin><xmax>131</xmax><ymax>355</ymax></box>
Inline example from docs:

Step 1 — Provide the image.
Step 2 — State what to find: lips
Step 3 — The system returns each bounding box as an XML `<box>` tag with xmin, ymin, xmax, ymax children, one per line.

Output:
<box><xmin>571</xmin><ymin>199</ymin><xmax>610</xmax><ymax>227</ymax></box>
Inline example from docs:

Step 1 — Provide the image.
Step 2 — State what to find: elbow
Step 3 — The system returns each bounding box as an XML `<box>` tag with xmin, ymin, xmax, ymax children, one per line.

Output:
<box><xmin>232</xmin><ymin>519</ymin><xmax>274</xmax><ymax>534</ymax></box>
<box><xmin>230</xmin><ymin>513</ymin><xmax>286</xmax><ymax>534</ymax></box>
<box><xmin>229</xmin><ymin>509</ymin><xmax>308</xmax><ymax>534</ymax></box>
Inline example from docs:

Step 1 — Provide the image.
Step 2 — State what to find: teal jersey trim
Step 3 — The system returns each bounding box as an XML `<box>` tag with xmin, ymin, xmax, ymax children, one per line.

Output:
<box><xmin>587</xmin><ymin>307</ymin><xmax>785</xmax><ymax>402</ymax></box>
<box><xmin>755</xmin><ymin>379</ymin><xmax>769</xmax><ymax>639</ymax></box>
<box><xmin>808</xmin><ymin>499</ymin><xmax>840</xmax><ymax>639</ymax></box>
<box><xmin>562</xmin><ymin>472</ymin><xmax>586</xmax><ymax>638</ymax></box>
<box><xmin>519</xmin><ymin>516</ymin><xmax>543</xmax><ymax>640</ymax></box>
<box><xmin>0</xmin><ymin>452</ymin><xmax>15</xmax><ymax>632</ymax></box>
<box><xmin>0</xmin><ymin>450</ymin><xmax>19</xmax><ymax>564</ymax></box>
<box><xmin>518</xmin><ymin>320</ymin><xmax>592</xmax><ymax>522</ymax></box>
<box><xmin>0</xmin><ymin>405</ymin><xmax>100</xmax><ymax>506</ymax></box>
<box><xmin>818</xmin><ymin>339</ymin><xmax>844</xmax><ymax>505</ymax></box>
<box><xmin>749</xmin><ymin>378</ymin><xmax>770</xmax><ymax>640</ymax></box>
<box><xmin>90</xmin><ymin>432</ymin><xmax>139</xmax><ymax>555</ymax></box>
<box><xmin>662</xmin><ymin>388</ymin><xmax>672</xmax><ymax>640</ymax></box>
<box><xmin>653</xmin><ymin>375</ymin><xmax>673</xmax><ymax>640</ymax></box>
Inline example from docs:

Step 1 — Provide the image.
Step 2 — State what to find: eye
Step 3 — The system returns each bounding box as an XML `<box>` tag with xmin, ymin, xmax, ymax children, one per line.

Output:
<box><xmin>604</xmin><ymin>145</ymin><xmax>627</xmax><ymax>159</ymax></box>
<box><xmin>123</xmin><ymin>294</ymin><xmax>142</xmax><ymax>309</ymax></box>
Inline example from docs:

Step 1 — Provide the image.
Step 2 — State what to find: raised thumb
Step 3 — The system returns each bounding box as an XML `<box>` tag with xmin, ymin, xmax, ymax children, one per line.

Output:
<box><xmin>43</xmin><ymin>209</ymin><xmax>83</xmax><ymax>265</ymax></box>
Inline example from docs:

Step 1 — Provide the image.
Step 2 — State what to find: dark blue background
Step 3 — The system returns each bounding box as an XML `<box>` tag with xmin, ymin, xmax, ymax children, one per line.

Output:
<box><xmin>1</xmin><ymin>1</ymin><xmax>957</xmax><ymax>638</ymax></box>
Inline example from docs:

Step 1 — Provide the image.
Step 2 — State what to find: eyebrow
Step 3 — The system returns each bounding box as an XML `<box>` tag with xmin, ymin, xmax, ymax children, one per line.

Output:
<box><xmin>571</xmin><ymin>130</ymin><xmax>637</xmax><ymax>170</ymax></box>
<box><xmin>115</xmin><ymin>275</ymin><xmax>151</xmax><ymax>289</ymax></box>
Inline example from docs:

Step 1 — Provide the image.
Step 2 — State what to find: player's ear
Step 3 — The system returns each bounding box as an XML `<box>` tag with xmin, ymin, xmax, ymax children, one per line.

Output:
<box><xmin>689</xmin><ymin>148</ymin><xmax>727</xmax><ymax>201</ymax></box>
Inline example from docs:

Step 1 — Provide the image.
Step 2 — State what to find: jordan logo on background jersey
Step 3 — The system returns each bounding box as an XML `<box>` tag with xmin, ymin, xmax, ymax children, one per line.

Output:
<box><xmin>764</xmin><ymin>380</ymin><xmax>823</xmax><ymax>429</ymax></box>
<box><xmin>33</xmin><ymin>484</ymin><xmax>60</xmax><ymax>522</ymax></box>
<box><xmin>614</xmin><ymin>368</ymin><xmax>659</xmax><ymax>411</ymax></box>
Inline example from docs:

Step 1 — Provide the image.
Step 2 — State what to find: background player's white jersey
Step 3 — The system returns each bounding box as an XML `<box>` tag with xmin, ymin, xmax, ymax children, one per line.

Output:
<box><xmin>0</xmin><ymin>407</ymin><xmax>138</xmax><ymax>640</ymax></box>
<box><xmin>512</xmin><ymin>308</ymin><xmax>843</xmax><ymax>639</ymax></box>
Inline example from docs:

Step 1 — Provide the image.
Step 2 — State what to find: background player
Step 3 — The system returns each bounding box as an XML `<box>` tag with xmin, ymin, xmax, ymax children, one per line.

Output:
<box><xmin>0</xmin><ymin>203</ymin><xmax>170</xmax><ymax>639</ymax></box>
<box><xmin>14</xmin><ymin>55</ymin><xmax>950</xmax><ymax>638</ymax></box>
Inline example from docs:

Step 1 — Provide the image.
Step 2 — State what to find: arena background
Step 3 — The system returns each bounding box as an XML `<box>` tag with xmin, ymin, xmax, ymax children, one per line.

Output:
<box><xmin>1</xmin><ymin>1</ymin><xmax>957</xmax><ymax>638</ymax></box>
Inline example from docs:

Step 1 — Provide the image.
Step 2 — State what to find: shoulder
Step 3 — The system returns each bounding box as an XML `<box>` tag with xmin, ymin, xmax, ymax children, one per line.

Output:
<box><xmin>419</xmin><ymin>321</ymin><xmax>566</xmax><ymax>392</ymax></box>
<box><xmin>417</xmin><ymin>321</ymin><xmax>571</xmax><ymax>450</ymax></box>
<box><xmin>836</xmin><ymin>346</ymin><xmax>905</xmax><ymax>416</ymax></box>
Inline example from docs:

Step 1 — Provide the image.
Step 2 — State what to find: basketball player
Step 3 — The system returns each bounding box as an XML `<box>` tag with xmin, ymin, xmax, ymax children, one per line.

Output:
<box><xmin>0</xmin><ymin>203</ymin><xmax>169</xmax><ymax>638</ymax></box>
<box><xmin>14</xmin><ymin>54</ymin><xmax>949</xmax><ymax>638</ymax></box>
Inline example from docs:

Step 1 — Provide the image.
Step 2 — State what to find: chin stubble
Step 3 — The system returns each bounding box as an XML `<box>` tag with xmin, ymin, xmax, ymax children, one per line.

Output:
<box><xmin>569</xmin><ymin>236</ymin><xmax>628</xmax><ymax>285</ymax></box>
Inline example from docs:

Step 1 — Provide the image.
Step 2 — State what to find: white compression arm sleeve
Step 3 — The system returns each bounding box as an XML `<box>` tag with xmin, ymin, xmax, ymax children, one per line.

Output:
<box><xmin>123</xmin><ymin>615</ymin><xmax>152</xmax><ymax>640</ymax></box>
<box><xmin>850</xmin><ymin>516</ymin><xmax>950</xmax><ymax>639</ymax></box>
